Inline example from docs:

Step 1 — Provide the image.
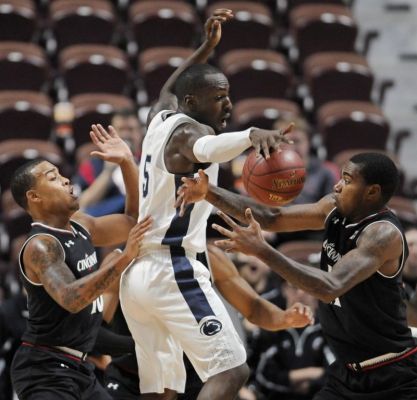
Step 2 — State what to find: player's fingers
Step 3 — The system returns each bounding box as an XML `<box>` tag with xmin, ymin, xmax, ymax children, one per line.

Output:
<box><xmin>212</xmin><ymin>223</ymin><xmax>234</xmax><ymax>239</ymax></box>
<box><xmin>216</xmin><ymin>210</ymin><xmax>239</xmax><ymax>229</ymax></box>
<box><xmin>261</xmin><ymin>140</ymin><xmax>270</xmax><ymax>159</ymax></box>
<box><xmin>282</xmin><ymin>122</ymin><xmax>294</xmax><ymax>135</ymax></box>
<box><xmin>214</xmin><ymin>239</ymin><xmax>235</xmax><ymax>252</ymax></box>
<box><xmin>198</xmin><ymin>169</ymin><xmax>206</xmax><ymax>180</ymax></box>
<box><xmin>179</xmin><ymin>198</ymin><xmax>186</xmax><ymax>217</ymax></box>
<box><xmin>253</xmin><ymin>141</ymin><xmax>261</xmax><ymax>158</ymax></box>
<box><xmin>90</xmin><ymin>152</ymin><xmax>106</xmax><ymax>160</ymax></box>
<box><xmin>96</xmin><ymin>124</ymin><xmax>111</xmax><ymax>139</ymax></box>
<box><xmin>107</xmin><ymin>125</ymin><xmax>118</xmax><ymax>137</ymax></box>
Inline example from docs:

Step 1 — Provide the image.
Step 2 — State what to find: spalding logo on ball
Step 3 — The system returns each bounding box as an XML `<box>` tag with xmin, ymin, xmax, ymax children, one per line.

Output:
<box><xmin>242</xmin><ymin>149</ymin><xmax>306</xmax><ymax>206</ymax></box>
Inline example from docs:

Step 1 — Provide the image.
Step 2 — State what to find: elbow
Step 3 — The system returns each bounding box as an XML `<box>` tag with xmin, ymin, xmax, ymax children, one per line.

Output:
<box><xmin>317</xmin><ymin>284</ymin><xmax>343</xmax><ymax>304</ymax></box>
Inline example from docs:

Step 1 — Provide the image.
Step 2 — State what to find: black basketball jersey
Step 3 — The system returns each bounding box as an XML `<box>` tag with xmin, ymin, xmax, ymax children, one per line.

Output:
<box><xmin>19</xmin><ymin>221</ymin><xmax>103</xmax><ymax>353</ymax></box>
<box><xmin>318</xmin><ymin>207</ymin><xmax>415</xmax><ymax>363</ymax></box>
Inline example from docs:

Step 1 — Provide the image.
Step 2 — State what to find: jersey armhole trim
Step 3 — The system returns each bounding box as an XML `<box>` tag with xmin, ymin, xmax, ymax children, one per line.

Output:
<box><xmin>356</xmin><ymin>221</ymin><xmax>405</xmax><ymax>279</ymax></box>
<box><xmin>19</xmin><ymin>233</ymin><xmax>66</xmax><ymax>286</ymax></box>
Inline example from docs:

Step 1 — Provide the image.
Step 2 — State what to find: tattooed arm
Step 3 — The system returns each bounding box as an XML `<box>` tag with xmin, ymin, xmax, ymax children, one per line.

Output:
<box><xmin>22</xmin><ymin>217</ymin><xmax>151</xmax><ymax>313</ymax></box>
<box><xmin>214</xmin><ymin>210</ymin><xmax>403</xmax><ymax>302</ymax></box>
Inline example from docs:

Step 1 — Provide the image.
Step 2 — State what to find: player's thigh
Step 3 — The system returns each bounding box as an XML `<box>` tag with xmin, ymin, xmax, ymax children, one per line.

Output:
<box><xmin>160</xmin><ymin>256</ymin><xmax>246</xmax><ymax>382</ymax></box>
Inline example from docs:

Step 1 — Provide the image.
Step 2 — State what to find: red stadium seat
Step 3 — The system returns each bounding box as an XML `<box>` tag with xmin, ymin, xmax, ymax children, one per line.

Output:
<box><xmin>0</xmin><ymin>0</ymin><xmax>37</xmax><ymax>41</ymax></box>
<box><xmin>219</xmin><ymin>49</ymin><xmax>292</xmax><ymax>102</ymax></box>
<box><xmin>70</xmin><ymin>93</ymin><xmax>134</xmax><ymax>148</ymax></box>
<box><xmin>289</xmin><ymin>4</ymin><xmax>357</xmax><ymax>63</ymax></box>
<box><xmin>128</xmin><ymin>1</ymin><xmax>199</xmax><ymax>51</ymax></box>
<box><xmin>0</xmin><ymin>42</ymin><xmax>49</xmax><ymax>91</ymax></box>
<box><xmin>206</xmin><ymin>1</ymin><xmax>274</xmax><ymax>57</ymax></box>
<box><xmin>0</xmin><ymin>90</ymin><xmax>53</xmax><ymax>141</ymax></box>
<box><xmin>50</xmin><ymin>0</ymin><xmax>117</xmax><ymax>51</ymax></box>
<box><xmin>0</xmin><ymin>139</ymin><xmax>64</xmax><ymax>193</ymax></box>
<box><xmin>59</xmin><ymin>44</ymin><xmax>130</xmax><ymax>97</ymax></box>
<box><xmin>317</xmin><ymin>101</ymin><xmax>390</xmax><ymax>160</ymax></box>
<box><xmin>138</xmin><ymin>46</ymin><xmax>193</xmax><ymax>103</ymax></box>
<box><xmin>231</xmin><ymin>98</ymin><xmax>300</xmax><ymax>131</ymax></box>
<box><xmin>303</xmin><ymin>52</ymin><xmax>373</xmax><ymax>109</ymax></box>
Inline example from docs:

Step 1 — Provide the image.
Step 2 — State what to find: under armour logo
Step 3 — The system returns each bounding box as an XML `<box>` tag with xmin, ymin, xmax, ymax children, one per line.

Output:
<box><xmin>60</xmin><ymin>363</ymin><xmax>69</xmax><ymax>369</ymax></box>
<box><xmin>107</xmin><ymin>383</ymin><xmax>119</xmax><ymax>390</ymax></box>
<box><xmin>64</xmin><ymin>240</ymin><xmax>75</xmax><ymax>248</ymax></box>
<box><xmin>332</xmin><ymin>218</ymin><xmax>339</xmax><ymax>224</ymax></box>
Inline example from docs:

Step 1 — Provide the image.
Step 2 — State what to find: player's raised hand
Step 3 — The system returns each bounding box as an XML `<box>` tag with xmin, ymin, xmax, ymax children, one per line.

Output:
<box><xmin>89</xmin><ymin>124</ymin><xmax>133</xmax><ymax>165</ymax></box>
<box><xmin>213</xmin><ymin>208</ymin><xmax>266</xmax><ymax>256</ymax></box>
<box><xmin>249</xmin><ymin>122</ymin><xmax>294</xmax><ymax>159</ymax></box>
<box><xmin>204</xmin><ymin>8</ymin><xmax>233</xmax><ymax>48</ymax></box>
<box><xmin>175</xmin><ymin>169</ymin><xmax>209</xmax><ymax>217</ymax></box>
<box><xmin>283</xmin><ymin>302</ymin><xmax>314</xmax><ymax>328</ymax></box>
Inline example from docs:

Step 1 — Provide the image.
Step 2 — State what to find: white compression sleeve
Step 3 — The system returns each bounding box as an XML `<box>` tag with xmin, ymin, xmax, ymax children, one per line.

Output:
<box><xmin>192</xmin><ymin>128</ymin><xmax>253</xmax><ymax>163</ymax></box>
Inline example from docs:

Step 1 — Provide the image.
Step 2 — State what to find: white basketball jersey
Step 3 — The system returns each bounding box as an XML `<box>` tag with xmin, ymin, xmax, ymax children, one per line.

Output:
<box><xmin>139</xmin><ymin>110</ymin><xmax>219</xmax><ymax>253</ymax></box>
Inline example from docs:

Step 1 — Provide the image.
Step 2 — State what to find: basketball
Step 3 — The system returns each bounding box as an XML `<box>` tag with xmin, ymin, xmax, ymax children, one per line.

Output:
<box><xmin>242</xmin><ymin>149</ymin><xmax>306</xmax><ymax>206</ymax></box>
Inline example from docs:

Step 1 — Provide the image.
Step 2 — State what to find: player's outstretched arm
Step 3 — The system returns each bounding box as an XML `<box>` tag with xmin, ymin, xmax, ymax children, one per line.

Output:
<box><xmin>146</xmin><ymin>9</ymin><xmax>233</xmax><ymax>127</ymax></box>
<box><xmin>213</xmin><ymin>209</ymin><xmax>403</xmax><ymax>303</ymax></box>
<box><xmin>73</xmin><ymin>124</ymin><xmax>140</xmax><ymax>247</ymax></box>
<box><xmin>208</xmin><ymin>245</ymin><xmax>313</xmax><ymax>330</ymax></box>
<box><xmin>176</xmin><ymin>169</ymin><xmax>333</xmax><ymax>232</ymax></box>
<box><xmin>22</xmin><ymin>217</ymin><xmax>151</xmax><ymax>313</ymax></box>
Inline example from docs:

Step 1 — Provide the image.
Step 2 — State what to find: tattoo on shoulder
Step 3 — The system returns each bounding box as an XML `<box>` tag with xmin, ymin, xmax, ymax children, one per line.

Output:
<box><xmin>30</xmin><ymin>237</ymin><xmax>64</xmax><ymax>268</ymax></box>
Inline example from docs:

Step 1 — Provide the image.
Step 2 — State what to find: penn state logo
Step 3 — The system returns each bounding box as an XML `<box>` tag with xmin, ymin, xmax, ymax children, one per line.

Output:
<box><xmin>200</xmin><ymin>318</ymin><xmax>223</xmax><ymax>336</ymax></box>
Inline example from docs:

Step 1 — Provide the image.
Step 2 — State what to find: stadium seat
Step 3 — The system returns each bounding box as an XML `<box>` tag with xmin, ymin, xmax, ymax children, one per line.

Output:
<box><xmin>59</xmin><ymin>44</ymin><xmax>130</xmax><ymax>97</ymax></box>
<box><xmin>49</xmin><ymin>0</ymin><xmax>118</xmax><ymax>51</ymax></box>
<box><xmin>70</xmin><ymin>93</ymin><xmax>134</xmax><ymax>148</ymax></box>
<box><xmin>289</xmin><ymin>4</ymin><xmax>357</xmax><ymax>63</ymax></box>
<box><xmin>219</xmin><ymin>49</ymin><xmax>292</xmax><ymax>102</ymax></box>
<box><xmin>0</xmin><ymin>42</ymin><xmax>49</xmax><ymax>91</ymax></box>
<box><xmin>0</xmin><ymin>139</ymin><xmax>64</xmax><ymax>193</ymax></box>
<box><xmin>303</xmin><ymin>52</ymin><xmax>373</xmax><ymax>109</ymax></box>
<box><xmin>206</xmin><ymin>1</ymin><xmax>273</xmax><ymax>57</ymax></box>
<box><xmin>0</xmin><ymin>0</ymin><xmax>38</xmax><ymax>41</ymax></box>
<box><xmin>138</xmin><ymin>46</ymin><xmax>193</xmax><ymax>103</ymax></box>
<box><xmin>231</xmin><ymin>98</ymin><xmax>300</xmax><ymax>131</ymax></box>
<box><xmin>317</xmin><ymin>100</ymin><xmax>390</xmax><ymax>160</ymax></box>
<box><xmin>128</xmin><ymin>1</ymin><xmax>199</xmax><ymax>51</ymax></box>
<box><xmin>0</xmin><ymin>90</ymin><xmax>53</xmax><ymax>141</ymax></box>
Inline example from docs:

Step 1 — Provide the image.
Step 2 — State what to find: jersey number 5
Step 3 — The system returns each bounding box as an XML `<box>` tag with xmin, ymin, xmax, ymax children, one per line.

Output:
<box><xmin>143</xmin><ymin>155</ymin><xmax>152</xmax><ymax>198</ymax></box>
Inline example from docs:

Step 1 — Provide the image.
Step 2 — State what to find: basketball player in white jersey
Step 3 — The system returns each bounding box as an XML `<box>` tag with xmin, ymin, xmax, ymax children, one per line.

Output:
<box><xmin>119</xmin><ymin>9</ymin><xmax>292</xmax><ymax>399</ymax></box>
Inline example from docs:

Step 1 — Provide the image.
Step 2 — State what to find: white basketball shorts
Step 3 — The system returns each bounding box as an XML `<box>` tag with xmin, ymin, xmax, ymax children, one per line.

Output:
<box><xmin>119</xmin><ymin>247</ymin><xmax>247</xmax><ymax>394</ymax></box>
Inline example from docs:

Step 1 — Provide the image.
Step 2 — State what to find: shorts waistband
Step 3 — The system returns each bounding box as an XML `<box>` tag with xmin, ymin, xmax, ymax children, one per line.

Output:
<box><xmin>346</xmin><ymin>347</ymin><xmax>417</xmax><ymax>372</ymax></box>
<box><xmin>22</xmin><ymin>342</ymin><xmax>88</xmax><ymax>362</ymax></box>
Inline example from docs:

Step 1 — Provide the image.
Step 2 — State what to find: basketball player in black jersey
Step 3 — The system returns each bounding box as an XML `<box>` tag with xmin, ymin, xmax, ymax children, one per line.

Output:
<box><xmin>177</xmin><ymin>152</ymin><xmax>417</xmax><ymax>399</ymax></box>
<box><xmin>10</xmin><ymin>124</ymin><xmax>151</xmax><ymax>400</ymax></box>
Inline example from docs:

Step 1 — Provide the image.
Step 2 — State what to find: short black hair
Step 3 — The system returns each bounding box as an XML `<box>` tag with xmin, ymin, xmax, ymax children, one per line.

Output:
<box><xmin>174</xmin><ymin>64</ymin><xmax>223</xmax><ymax>103</ymax></box>
<box><xmin>350</xmin><ymin>152</ymin><xmax>399</xmax><ymax>203</ymax></box>
<box><xmin>10</xmin><ymin>159</ymin><xmax>45</xmax><ymax>210</ymax></box>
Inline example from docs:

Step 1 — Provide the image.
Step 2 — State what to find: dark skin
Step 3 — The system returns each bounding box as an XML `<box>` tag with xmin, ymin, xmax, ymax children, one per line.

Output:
<box><xmin>177</xmin><ymin>162</ymin><xmax>403</xmax><ymax>303</ymax></box>
<box><xmin>146</xmin><ymin>9</ymin><xmax>293</xmax><ymax>177</ymax></box>
<box><xmin>21</xmin><ymin>125</ymin><xmax>151</xmax><ymax>314</ymax></box>
<box><xmin>208</xmin><ymin>245</ymin><xmax>314</xmax><ymax>330</ymax></box>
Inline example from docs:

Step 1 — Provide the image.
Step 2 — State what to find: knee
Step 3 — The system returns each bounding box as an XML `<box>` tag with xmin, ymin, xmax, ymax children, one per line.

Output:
<box><xmin>223</xmin><ymin>362</ymin><xmax>250</xmax><ymax>388</ymax></box>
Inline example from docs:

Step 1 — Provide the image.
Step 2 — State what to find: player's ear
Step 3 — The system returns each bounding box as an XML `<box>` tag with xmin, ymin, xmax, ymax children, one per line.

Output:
<box><xmin>367</xmin><ymin>184</ymin><xmax>381</xmax><ymax>200</ymax></box>
<box><xmin>26</xmin><ymin>189</ymin><xmax>41</xmax><ymax>205</ymax></box>
<box><xmin>184</xmin><ymin>94</ymin><xmax>197</xmax><ymax>110</ymax></box>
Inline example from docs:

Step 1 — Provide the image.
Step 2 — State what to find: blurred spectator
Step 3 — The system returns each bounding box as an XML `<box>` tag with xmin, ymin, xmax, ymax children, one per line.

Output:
<box><xmin>274</xmin><ymin>116</ymin><xmax>337</xmax><ymax>205</ymax></box>
<box><xmin>272</xmin><ymin>116</ymin><xmax>338</xmax><ymax>245</ymax></box>
<box><xmin>403</xmin><ymin>228</ymin><xmax>417</xmax><ymax>297</ymax></box>
<box><xmin>252</xmin><ymin>282</ymin><xmax>333</xmax><ymax>400</ymax></box>
<box><xmin>73</xmin><ymin>109</ymin><xmax>144</xmax><ymax>217</ymax></box>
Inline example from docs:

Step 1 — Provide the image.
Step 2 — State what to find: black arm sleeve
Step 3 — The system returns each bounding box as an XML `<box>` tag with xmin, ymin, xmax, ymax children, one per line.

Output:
<box><xmin>93</xmin><ymin>325</ymin><xmax>135</xmax><ymax>356</ymax></box>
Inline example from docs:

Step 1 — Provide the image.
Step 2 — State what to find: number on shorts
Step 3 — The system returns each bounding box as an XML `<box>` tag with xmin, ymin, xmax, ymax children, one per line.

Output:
<box><xmin>91</xmin><ymin>295</ymin><xmax>104</xmax><ymax>314</ymax></box>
